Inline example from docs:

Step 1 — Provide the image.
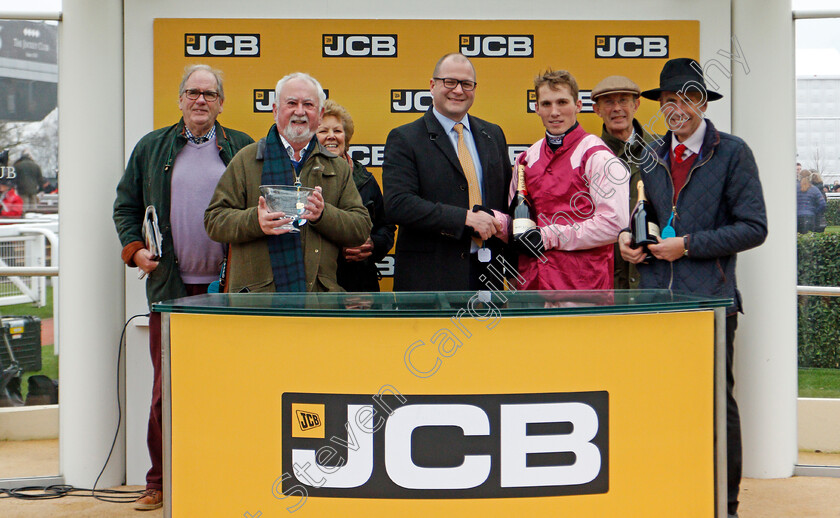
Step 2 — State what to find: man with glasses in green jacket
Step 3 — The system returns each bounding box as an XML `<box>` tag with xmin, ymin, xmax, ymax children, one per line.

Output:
<box><xmin>113</xmin><ymin>64</ymin><xmax>253</xmax><ymax>511</ymax></box>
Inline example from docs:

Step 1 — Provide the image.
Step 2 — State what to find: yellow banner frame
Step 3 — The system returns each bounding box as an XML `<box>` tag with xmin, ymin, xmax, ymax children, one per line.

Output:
<box><xmin>162</xmin><ymin>307</ymin><xmax>725</xmax><ymax>517</ymax></box>
<box><xmin>153</xmin><ymin>19</ymin><xmax>699</xmax><ymax>291</ymax></box>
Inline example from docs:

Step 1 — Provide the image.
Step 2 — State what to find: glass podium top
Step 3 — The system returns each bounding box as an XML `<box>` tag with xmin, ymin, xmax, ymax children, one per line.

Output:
<box><xmin>154</xmin><ymin>289</ymin><xmax>731</xmax><ymax>318</ymax></box>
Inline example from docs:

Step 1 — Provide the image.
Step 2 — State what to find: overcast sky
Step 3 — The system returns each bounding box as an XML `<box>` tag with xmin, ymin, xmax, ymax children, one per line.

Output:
<box><xmin>795</xmin><ymin>0</ymin><xmax>840</xmax><ymax>53</ymax></box>
<box><xmin>0</xmin><ymin>1</ymin><xmax>60</xmax><ymax>14</ymax></box>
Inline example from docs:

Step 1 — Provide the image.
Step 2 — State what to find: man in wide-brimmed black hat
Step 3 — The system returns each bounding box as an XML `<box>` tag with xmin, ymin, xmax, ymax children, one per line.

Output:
<box><xmin>618</xmin><ymin>57</ymin><xmax>768</xmax><ymax>518</ymax></box>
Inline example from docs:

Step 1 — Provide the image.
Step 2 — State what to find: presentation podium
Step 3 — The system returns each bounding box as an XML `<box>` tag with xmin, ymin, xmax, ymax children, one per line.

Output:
<box><xmin>156</xmin><ymin>290</ymin><xmax>729</xmax><ymax>517</ymax></box>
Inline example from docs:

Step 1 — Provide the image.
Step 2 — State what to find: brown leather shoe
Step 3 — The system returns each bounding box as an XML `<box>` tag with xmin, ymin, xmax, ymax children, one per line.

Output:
<box><xmin>134</xmin><ymin>488</ymin><xmax>163</xmax><ymax>511</ymax></box>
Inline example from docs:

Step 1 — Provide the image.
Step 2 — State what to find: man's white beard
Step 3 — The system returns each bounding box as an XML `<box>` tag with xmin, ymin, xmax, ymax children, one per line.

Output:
<box><xmin>282</xmin><ymin>117</ymin><xmax>315</xmax><ymax>145</ymax></box>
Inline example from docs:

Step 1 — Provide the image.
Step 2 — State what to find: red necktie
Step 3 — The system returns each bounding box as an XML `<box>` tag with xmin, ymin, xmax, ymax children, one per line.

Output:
<box><xmin>674</xmin><ymin>143</ymin><xmax>687</xmax><ymax>164</ymax></box>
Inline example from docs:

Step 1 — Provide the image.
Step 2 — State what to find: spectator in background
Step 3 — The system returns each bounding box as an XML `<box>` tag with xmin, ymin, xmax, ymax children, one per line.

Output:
<box><xmin>316</xmin><ymin>100</ymin><xmax>396</xmax><ymax>292</ymax></box>
<box><xmin>832</xmin><ymin>180</ymin><xmax>840</xmax><ymax>192</ymax></box>
<box><xmin>810</xmin><ymin>172</ymin><xmax>827</xmax><ymax>199</ymax></box>
<box><xmin>0</xmin><ymin>176</ymin><xmax>23</xmax><ymax>218</ymax></box>
<box><xmin>810</xmin><ymin>172</ymin><xmax>828</xmax><ymax>232</ymax></box>
<box><xmin>798</xmin><ymin>172</ymin><xmax>825</xmax><ymax>234</ymax></box>
<box><xmin>13</xmin><ymin>149</ymin><xmax>52</xmax><ymax>212</ymax></box>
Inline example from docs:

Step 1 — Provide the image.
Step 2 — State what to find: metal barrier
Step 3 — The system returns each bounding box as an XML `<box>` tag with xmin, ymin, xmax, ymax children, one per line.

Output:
<box><xmin>0</xmin><ymin>217</ymin><xmax>59</xmax><ymax>352</ymax></box>
<box><xmin>797</xmin><ymin>286</ymin><xmax>840</xmax><ymax>296</ymax></box>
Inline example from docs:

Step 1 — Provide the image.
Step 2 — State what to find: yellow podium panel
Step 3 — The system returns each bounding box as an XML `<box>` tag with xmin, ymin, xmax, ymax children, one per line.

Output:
<box><xmin>167</xmin><ymin>310</ymin><xmax>714</xmax><ymax>517</ymax></box>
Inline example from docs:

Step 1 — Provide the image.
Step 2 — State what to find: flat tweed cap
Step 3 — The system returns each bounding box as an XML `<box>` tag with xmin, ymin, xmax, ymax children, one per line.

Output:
<box><xmin>591</xmin><ymin>75</ymin><xmax>641</xmax><ymax>100</ymax></box>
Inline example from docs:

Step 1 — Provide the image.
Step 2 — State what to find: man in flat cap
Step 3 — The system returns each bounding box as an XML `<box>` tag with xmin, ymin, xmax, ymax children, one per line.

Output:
<box><xmin>592</xmin><ymin>75</ymin><xmax>659</xmax><ymax>289</ymax></box>
<box><xmin>618</xmin><ymin>57</ymin><xmax>768</xmax><ymax>518</ymax></box>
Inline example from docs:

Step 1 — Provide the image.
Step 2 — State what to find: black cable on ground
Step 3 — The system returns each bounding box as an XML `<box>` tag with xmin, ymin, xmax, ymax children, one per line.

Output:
<box><xmin>0</xmin><ymin>485</ymin><xmax>143</xmax><ymax>502</ymax></box>
<box><xmin>0</xmin><ymin>313</ymin><xmax>150</xmax><ymax>504</ymax></box>
<box><xmin>91</xmin><ymin>312</ymin><xmax>149</xmax><ymax>503</ymax></box>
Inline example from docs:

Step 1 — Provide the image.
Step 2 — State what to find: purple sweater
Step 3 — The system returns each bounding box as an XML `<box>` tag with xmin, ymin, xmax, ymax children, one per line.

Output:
<box><xmin>170</xmin><ymin>138</ymin><xmax>226</xmax><ymax>284</ymax></box>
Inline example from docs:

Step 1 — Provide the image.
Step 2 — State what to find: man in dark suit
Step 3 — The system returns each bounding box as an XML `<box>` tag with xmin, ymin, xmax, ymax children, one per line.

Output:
<box><xmin>383</xmin><ymin>53</ymin><xmax>512</xmax><ymax>291</ymax></box>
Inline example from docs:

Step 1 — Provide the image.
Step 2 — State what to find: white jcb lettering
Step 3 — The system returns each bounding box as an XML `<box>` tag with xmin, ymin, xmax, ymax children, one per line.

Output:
<box><xmin>500</xmin><ymin>402</ymin><xmax>601</xmax><ymax>487</ymax></box>
<box><xmin>288</xmin><ymin>399</ymin><xmax>603</xmax><ymax>492</ymax></box>
<box><xmin>208</xmin><ymin>35</ymin><xmax>233</xmax><ymax>55</ymax></box>
<box><xmin>324</xmin><ymin>35</ymin><xmax>396</xmax><ymax>56</ymax></box>
<box><xmin>234</xmin><ymin>35</ymin><xmax>259</xmax><ymax>56</ymax></box>
<box><xmin>461</xmin><ymin>35</ymin><xmax>533</xmax><ymax>57</ymax></box>
<box><xmin>644</xmin><ymin>36</ymin><xmax>668</xmax><ymax>57</ymax></box>
<box><xmin>385</xmin><ymin>404</ymin><xmax>491</xmax><ymax>489</ymax></box>
<box><xmin>618</xmin><ymin>37</ymin><xmax>642</xmax><ymax>58</ymax></box>
<box><xmin>392</xmin><ymin>91</ymin><xmax>433</xmax><ymax>112</ymax></box>
<box><xmin>186</xmin><ymin>34</ymin><xmax>259</xmax><ymax>56</ymax></box>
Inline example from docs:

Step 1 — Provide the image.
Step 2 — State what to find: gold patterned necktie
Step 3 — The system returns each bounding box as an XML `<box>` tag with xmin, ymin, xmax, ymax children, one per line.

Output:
<box><xmin>454</xmin><ymin>123</ymin><xmax>484</xmax><ymax>247</ymax></box>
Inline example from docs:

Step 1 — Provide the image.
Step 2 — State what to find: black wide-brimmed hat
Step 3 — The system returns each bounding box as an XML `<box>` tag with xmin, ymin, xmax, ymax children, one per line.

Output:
<box><xmin>641</xmin><ymin>57</ymin><xmax>722</xmax><ymax>102</ymax></box>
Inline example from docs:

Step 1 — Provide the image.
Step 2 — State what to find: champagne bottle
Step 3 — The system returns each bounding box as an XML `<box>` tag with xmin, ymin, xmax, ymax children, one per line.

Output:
<box><xmin>512</xmin><ymin>164</ymin><xmax>536</xmax><ymax>238</ymax></box>
<box><xmin>630</xmin><ymin>180</ymin><xmax>660</xmax><ymax>261</ymax></box>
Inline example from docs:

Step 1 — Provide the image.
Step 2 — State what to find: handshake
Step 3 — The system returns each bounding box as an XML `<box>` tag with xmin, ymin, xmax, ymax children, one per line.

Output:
<box><xmin>466</xmin><ymin>205</ymin><xmax>545</xmax><ymax>257</ymax></box>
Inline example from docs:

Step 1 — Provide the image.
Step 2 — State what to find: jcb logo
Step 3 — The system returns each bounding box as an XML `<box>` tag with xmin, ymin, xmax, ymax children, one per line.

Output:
<box><xmin>282</xmin><ymin>391</ymin><xmax>608</xmax><ymax>498</ymax></box>
<box><xmin>595</xmin><ymin>35</ymin><xmax>668</xmax><ymax>58</ymax></box>
<box><xmin>347</xmin><ymin>145</ymin><xmax>385</xmax><ymax>168</ymax></box>
<box><xmin>254</xmin><ymin>88</ymin><xmax>329</xmax><ymax>113</ymax></box>
<box><xmin>323</xmin><ymin>34</ymin><xmax>397</xmax><ymax>57</ymax></box>
<box><xmin>508</xmin><ymin>145</ymin><xmax>529</xmax><ymax>165</ymax></box>
<box><xmin>526</xmin><ymin>89</ymin><xmax>594</xmax><ymax>113</ymax></box>
<box><xmin>291</xmin><ymin>403</ymin><xmax>325</xmax><ymax>438</ymax></box>
<box><xmin>580</xmin><ymin>90</ymin><xmax>594</xmax><ymax>113</ymax></box>
<box><xmin>391</xmin><ymin>89</ymin><xmax>433</xmax><ymax>113</ymax></box>
<box><xmin>253</xmin><ymin>89</ymin><xmax>274</xmax><ymax>113</ymax></box>
<box><xmin>184</xmin><ymin>33</ymin><xmax>260</xmax><ymax>57</ymax></box>
<box><xmin>297</xmin><ymin>411</ymin><xmax>322</xmax><ymax>431</ymax></box>
<box><xmin>460</xmin><ymin>34</ymin><xmax>534</xmax><ymax>58</ymax></box>
<box><xmin>526</xmin><ymin>90</ymin><xmax>537</xmax><ymax>113</ymax></box>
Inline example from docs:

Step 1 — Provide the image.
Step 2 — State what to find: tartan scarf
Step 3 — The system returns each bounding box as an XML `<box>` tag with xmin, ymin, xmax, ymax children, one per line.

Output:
<box><xmin>261</xmin><ymin>126</ymin><xmax>315</xmax><ymax>292</ymax></box>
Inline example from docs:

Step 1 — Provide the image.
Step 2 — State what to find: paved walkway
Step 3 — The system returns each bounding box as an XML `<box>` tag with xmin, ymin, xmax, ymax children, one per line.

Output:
<box><xmin>41</xmin><ymin>317</ymin><xmax>53</xmax><ymax>345</ymax></box>
<box><xmin>741</xmin><ymin>475</ymin><xmax>840</xmax><ymax>517</ymax></box>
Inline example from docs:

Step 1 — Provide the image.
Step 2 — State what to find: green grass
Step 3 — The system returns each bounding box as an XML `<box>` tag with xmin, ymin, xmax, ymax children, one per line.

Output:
<box><xmin>18</xmin><ymin>344</ymin><xmax>57</xmax><ymax>401</ymax></box>
<box><xmin>799</xmin><ymin>367</ymin><xmax>840</xmax><ymax>398</ymax></box>
<box><xmin>825</xmin><ymin>226</ymin><xmax>840</xmax><ymax>233</ymax></box>
<box><xmin>0</xmin><ymin>285</ymin><xmax>55</xmax><ymax>401</ymax></box>
<box><xmin>1</xmin><ymin>285</ymin><xmax>54</xmax><ymax>321</ymax></box>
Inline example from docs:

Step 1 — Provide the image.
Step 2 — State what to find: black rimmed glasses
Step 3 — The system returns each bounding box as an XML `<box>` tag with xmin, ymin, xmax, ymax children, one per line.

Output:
<box><xmin>433</xmin><ymin>77</ymin><xmax>477</xmax><ymax>91</ymax></box>
<box><xmin>183</xmin><ymin>88</ymin><xmax>220</xmax><ymax>102</ymax></box>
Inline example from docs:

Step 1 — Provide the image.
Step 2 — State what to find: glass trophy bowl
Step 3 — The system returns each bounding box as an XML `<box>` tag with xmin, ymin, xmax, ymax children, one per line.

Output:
<box><xmin>259</xmin><ymin>184</ymin><xmax>315</xmax><ymax>233</ymax></box>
